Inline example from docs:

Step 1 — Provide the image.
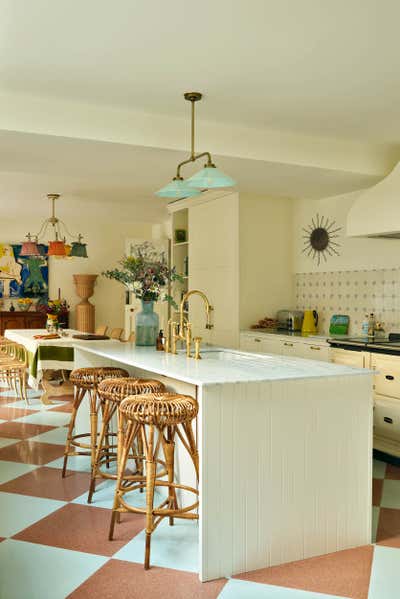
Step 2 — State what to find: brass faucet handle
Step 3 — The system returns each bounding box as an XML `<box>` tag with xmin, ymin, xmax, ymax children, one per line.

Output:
<box><xmin>193</xmin><ymin>336</ymin><xmax>202</xmax><ymax>360</ymax></box>
<box><xmin>185</xmin><ymin>322</ymin><xmax>192</xmax><ymax>358</ymax></box>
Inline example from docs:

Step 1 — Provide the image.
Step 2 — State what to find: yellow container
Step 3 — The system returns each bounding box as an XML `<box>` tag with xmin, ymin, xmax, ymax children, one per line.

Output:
<box><xmin>302</xmin><ymin>310</ymin><xmax>318</xmax><ymax>335</ymax></box>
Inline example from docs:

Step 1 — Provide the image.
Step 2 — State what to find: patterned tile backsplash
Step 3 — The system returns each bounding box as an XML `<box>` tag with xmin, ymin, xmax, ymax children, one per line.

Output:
<box><xmin>295</xmin><ymin>269</ymin><xmax>400</xmax><ymax>335</ymax></box>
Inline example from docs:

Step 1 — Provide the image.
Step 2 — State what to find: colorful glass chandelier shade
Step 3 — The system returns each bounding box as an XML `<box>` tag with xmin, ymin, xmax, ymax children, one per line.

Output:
<box><xmin>70</xmin><ymin>241</ymin><xmax>88</xmax><ymax>258</ymax></box>
<box><xmin>47</xmin><ymin>240</ymin><xmax>66</xmax><ymax>257</ymax></box>
<box><xmin>21</xmin><ymin>194</ymin><xmax>88</xmax><ymax>259</ymax></box>
<box><xmin>20</xmin><ymin>236</ymin><xmax>41</xmax><ymax>257</ymax></box>
<box><xmin>155</xmin><ymin>92</ymin><xmax>236</xmax><ymax>200</ymax></box>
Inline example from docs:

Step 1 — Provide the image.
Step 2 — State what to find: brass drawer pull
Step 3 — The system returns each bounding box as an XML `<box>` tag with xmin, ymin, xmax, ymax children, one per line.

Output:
<box><xmin>310</xmin><ymin>346</ymin><xmax>321</xmax><ymax>350</ymax></box>
<box><xmin>284</xmin><ymin>342</ymin><xmax>293</xmax><ymax>347</ymax></box>
<box><xmin>254</xmin><ymin>338</ymin><xmax>261</xmax><ymax>343</ymax></box>
<box><xmin>385</xmin><ymin>375</ymin><xmax>394</xmax><ymax>381</ymax></box>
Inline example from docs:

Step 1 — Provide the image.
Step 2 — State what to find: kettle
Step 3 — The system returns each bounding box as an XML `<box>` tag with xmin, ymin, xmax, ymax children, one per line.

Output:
<box><xmin>302</xmin><ymin>309</ymin><xmax>318</xmax><ymax>335</ymax></box>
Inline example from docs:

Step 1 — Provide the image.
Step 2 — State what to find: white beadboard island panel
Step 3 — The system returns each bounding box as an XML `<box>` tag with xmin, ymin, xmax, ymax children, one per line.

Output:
<box><xmin>199</xmin><ymin>375</ymin><xmax>372</xmax><ymax>580</ymax></box>
<box><xmin>73</xmin><ymin>343</ymin><xmax>373</xmax><ymax>582</ymax></box>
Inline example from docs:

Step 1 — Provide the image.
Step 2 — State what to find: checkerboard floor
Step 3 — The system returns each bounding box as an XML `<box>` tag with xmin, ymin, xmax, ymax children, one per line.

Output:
<box><xmin>1</xmin><ymin>386</ymin><xmax>400</xmax><ymax>598</ymax></box>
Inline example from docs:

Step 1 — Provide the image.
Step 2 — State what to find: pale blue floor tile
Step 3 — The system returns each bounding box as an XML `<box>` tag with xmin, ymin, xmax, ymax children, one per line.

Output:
<box><xmin>114</xmin><ymin>518</ymin><xmax>199</xmax><ymax>573</ymax></box>
<box><xmin>0</xmin><ymin>460</ymin><xmax>38</xmax><ymax>484</ymax></box>
<box><xmin>218</xmin><ymin>579</ymin><xmax>348</xmax><ymax>599</ymax></box>
<box><xmin>373</xmin><ymin>459</ymin><xmax>387</xmax><ymax>479</ymax></box>
<box><xmin>0</xmin><ymin>437</ymin><xmax>20</xmax><ymax>449</ymax></box>
<box><xmin>0</xmin><ymin>539</ymin><xmax>107</xmax><ymax>599</ymax></box>
<box><xmin>0</xmin><ymin>491</ymin><xmax>65</xmax><ymax>536</ymax></box>
<box><xmin>381</xmin><ymin>479</ymin><xmax>400</xmax><ymax>509</ymax></box>
<box><xmin>3</xmin><ymin>389</ymin><xmax>42</xmax><ymax>404</ymax></box>
<box><xmin>0</xmin><ymin>419</ymin><xmax>6</xmax><ymax>424</ymax></box>
<box><xmin>368</xmin><ymin>545</ymin><xmax>400</xmax><ymax>599</ymax></box>
<box><xmin>46</xmin><ymin>454</ymin><xmax>92</xmax><ymax>472</ymax></box>
<box><xmin>72</xmin><ymin>478</ymin><xmax>117</xmax><ymax>509</ymax></box>
<box><xmin>30</xmin><ymin>427</ymin><xmax>68</xmax><ymax>445</ymax></box>
<box><xmin>14</xmin><ymin>411</ymin><xmax>71</xmax><ymax>426</ymax></box>
<box><xmin>372</xmin><ymin>506</ymin><xmax>380</xmax><ymax>543</ymax></box>
<box><xmin>5</xmin><ymin>393</ymin><xmax>65</xmax><ymax>411</ymax></box>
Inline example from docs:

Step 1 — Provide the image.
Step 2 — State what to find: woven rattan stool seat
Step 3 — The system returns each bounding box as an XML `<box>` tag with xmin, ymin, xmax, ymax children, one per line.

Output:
<box><xmin>120</xmin><ymin>392</ymin><xmax>198</xmax><ymax>426</ymax></box>
<box><xmin>98</xmin><ymin>377</ymin><xmax>165</xmax><ymax>403</ymax></box>
<box><xmin>70</xmin><ymin>367</ymin><xmax>129</xmax><ymax>389</ymax></box>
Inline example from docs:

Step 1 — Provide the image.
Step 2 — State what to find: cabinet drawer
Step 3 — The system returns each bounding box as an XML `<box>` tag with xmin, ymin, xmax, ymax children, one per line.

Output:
<box><xmin>300</xmin><ymin>343</ymin><xmax>330</xmax><ymax>362</ymax></box>
<box><xmin>374</xmin><ymin>395</ymin><xmax>400</xmax><ymax>442</ymax></box>
<box><xmin>330</xmin><ymin>348</ymin><xmax>365</xmax><ymax>368</ymax></box>
<box><xmin>371</xmin><ymin>354</ymin><xmax>400</xmax><ymax>399</ymax></box>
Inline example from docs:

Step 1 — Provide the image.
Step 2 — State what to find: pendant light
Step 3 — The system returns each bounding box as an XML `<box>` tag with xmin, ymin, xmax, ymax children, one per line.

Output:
<box><xmin>156</xmin><ymin>92</ymin><xmax>236</xmax><ymax>199</ymax></box>
<box><xmin>20</xmin><ymin>194</ymin><xmax>88</xmax><ymax>259</ymax></box>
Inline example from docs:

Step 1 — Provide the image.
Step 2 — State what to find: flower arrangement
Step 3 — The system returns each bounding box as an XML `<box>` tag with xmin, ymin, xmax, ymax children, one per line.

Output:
<box><xmin>17</xmin><ymin>298</ymin><xmax>33</xmax><ymax>311</ymax></box>
<box><xmin>37</xmin><ymin>299</ymin><xmax>69</xmax><ymax>317</ymax></box>
<box><xmin>102</xmin><ymin>242</ymin><xmax>183</xmax><ymax>308</ymax></box>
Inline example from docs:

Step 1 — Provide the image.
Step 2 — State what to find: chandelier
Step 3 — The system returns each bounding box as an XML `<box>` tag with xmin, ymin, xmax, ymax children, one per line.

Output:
<box><xmin>156</xmin><ymin>92</ymin><xmax>236</xmax><ymax>199</ymax></box>
<box><xmin>20</xmin><ymin>194</ymin><xmax>88</xmax><ymax>258</ymax></box>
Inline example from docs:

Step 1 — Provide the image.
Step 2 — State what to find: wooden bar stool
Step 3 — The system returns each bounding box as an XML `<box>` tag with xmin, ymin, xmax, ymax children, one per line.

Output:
<box><xmin>62</xmin><ymin>367</ymin><xmax>129</xmax><ymax>477</ymax></box>
<box><xmin>110</xmin><ymin>392</ymin><xmax>199</xmax><ymax>570</ymax></box>
<box><xmin>87</xmin><ymin>377</ymin><xmax>166</xmax><ymax>503</ymax></box>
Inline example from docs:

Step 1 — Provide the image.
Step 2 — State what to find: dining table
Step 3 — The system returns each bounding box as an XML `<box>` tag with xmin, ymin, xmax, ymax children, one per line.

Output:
<box><xmin>4</xmin><ymin>328</ymin><xmax>119</xmax><ymax>404</ymax></box>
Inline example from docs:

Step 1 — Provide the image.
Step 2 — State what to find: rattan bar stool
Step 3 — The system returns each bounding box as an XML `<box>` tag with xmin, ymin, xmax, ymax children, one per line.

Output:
<box><xmin>62</xmin><ymin>367</ymin><xmax>129</xmax><ymax>477</ymax></box>
<box><xmin>87</xmin><ymin>377</ymin><xmax>166</xmax><ymax>503</ymax></box>
<box><xmin>110</xmin><ymin>392</ymin><xmax>199</xmax><ymax>570</ymax></box>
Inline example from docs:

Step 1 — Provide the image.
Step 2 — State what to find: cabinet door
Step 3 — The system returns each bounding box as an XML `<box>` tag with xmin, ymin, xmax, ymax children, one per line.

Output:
<box><xmin>275</xmin><ymin>338</ymin><xmax>301</xmax><ymax>357</ymax></box>
<box><xmin>330</xmin><ymin>348</ymin><xmax>365</xmax><ymax>368</ymax></box>
<box><xmin>2</xmin><ymin>316</ymin><xmax>25</xmax><ymax>331</ymax></box>
<box><xmin>300</xmin><ymin>342</ymin><xmax>331</xmax><ymax>362</ymax></box>
<box><xmin>239</xmin><ymin>334</ymin><xmax>283</xmax><ymax>355</ymax></box>
<box><xmin>371</xmin><ymin>353</ymin><xmax>400</xmax><ymax>400</ymax></box>
<box><xmin>240</xmin><ymin>334</ymin><xmax>265</xmax><ymax>353</ymax></box>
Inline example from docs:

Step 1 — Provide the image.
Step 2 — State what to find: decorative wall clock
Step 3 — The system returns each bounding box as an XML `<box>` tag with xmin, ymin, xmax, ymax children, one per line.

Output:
<box><xmin>302</xmin><ymin>214</ymin><xmax>342</xmax><ymax>266</ymax></box>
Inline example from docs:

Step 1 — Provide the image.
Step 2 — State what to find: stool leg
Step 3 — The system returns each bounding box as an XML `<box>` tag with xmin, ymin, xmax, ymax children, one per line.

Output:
<box><xmin>109</xmin><ymin>419</ymin><xmax>135</xmax><ymax>540</ymax></box>
<box><xmin>145</xmin><ymin>424</ymin><xmax>156</xmax><ymax>570</ymax></box>
<box><xmin>89</xmin><ymin>388</ymin><xmax>99</xmax><ymax>474</ymax></box>
<box><xmin>88</xmin><ymin>399</ymin><xmax>115</xmax><ymax>503</ymax></box>
<box><xmin>181</xmin><ymin>421</ymin><xmax>199</xmax><ymax>481</ymax></box>
<box><xmin>162</xmin><ymin>426</ymin><xmax>178</xmax><ymax>526</ymax></box>
<box><xmin>62</xmin><ymin>386</ymin><xmax>86</xmax><ymax>477</ymax></box>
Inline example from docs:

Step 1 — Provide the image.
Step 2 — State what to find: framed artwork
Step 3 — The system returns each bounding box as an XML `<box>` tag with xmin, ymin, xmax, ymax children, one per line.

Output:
<box><xmin>0</xmin><ymin>244</ymin><xmax>49</xmax><ymax>302</ymax></box>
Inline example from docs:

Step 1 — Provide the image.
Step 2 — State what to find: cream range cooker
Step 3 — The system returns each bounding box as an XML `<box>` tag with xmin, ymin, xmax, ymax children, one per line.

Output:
<box><xmin>329</xmin><ymin>334</ymin><xmax>400</xmax><ymax>460</ymax></box>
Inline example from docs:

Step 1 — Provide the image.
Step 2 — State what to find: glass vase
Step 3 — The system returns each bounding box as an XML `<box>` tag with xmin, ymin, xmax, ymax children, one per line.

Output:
<box><xmin>135</xmin><ymin>300</ymin><xmax>159</xmax><ymax>346</ymax></box>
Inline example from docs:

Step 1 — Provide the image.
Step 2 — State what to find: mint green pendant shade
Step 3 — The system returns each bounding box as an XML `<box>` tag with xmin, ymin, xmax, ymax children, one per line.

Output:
<box><xmin>155</xmin><ymin>178</ymin><xmax>201</xmax><ymax>199</ymax></box>
<box><xmin>187</xmin><ymin>165</ymin><xmax>236</xmax><ymax>189</ymax></box>
<box><xmin>70</xmin><ymin>242</ymin><xmax>88</xmax><ymax>258</ymax></box>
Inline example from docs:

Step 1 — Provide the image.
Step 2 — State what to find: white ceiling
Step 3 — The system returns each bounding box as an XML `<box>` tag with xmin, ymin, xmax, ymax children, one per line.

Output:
<box><xmin>0</xmin><ymin>0</ymin><xmax>399</xmax><ymax>219</ymax></box>
<box><xmin>1</xmin><ymin>0</ymin><xmax>400</xmax><ymax>142</ymax></box>
<box><xmin>0</xmin><ymin>131</ymin><xmax>380</xmax><ymax>222</ymax></box>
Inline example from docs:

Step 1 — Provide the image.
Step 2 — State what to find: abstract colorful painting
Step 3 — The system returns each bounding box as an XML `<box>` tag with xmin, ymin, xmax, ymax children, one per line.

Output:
<box><xmin>0</xmin><ymin>244</ymin><xmax>49</xmax><ymax>301</ymax></box>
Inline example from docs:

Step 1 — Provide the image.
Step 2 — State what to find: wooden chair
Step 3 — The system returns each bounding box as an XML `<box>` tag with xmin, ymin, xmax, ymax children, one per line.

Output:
<box><xmin>95</xmin><ymin>325</ymin><xmax>108</xmax><ymax>336</ymax></box>
<box><xmin>0</xmin><ymin>342</ymin><xmax>28</xmax><ymax>404</ymax></box>
<box><xmin>121</xmin><ymin>331</ymin><xmax>135</xmax><ymax>343</ymax></box>
<box><xmin>109</xmin><ymin>328</ymin><xmax>124</xmax><ymax>340</ymax></box>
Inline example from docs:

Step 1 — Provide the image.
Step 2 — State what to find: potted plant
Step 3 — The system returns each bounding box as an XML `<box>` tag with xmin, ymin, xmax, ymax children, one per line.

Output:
<box><xmin>103</xmin><ymin>242</ymin><xmax>183</xmax><ymax>346</ymax></box>
<box><xmin>37</xmin><ymin>299</ymin><xmax>70</xmax><ymax>330</ymax></box>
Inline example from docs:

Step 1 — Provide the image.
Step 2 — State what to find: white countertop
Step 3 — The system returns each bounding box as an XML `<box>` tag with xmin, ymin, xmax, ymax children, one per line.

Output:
<box><xmin>74</xmin><ymin>341</ymin><xmax>371</xmax><ymax>386</ymax></box>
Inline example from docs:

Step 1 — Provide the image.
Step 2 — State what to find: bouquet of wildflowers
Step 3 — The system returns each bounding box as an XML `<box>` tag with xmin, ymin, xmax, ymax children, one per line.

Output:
<box><xmin>102</xmin><ymin>242</ymin><xmax>183</xmax><ymax>308</ymax></box>
<box><xmin>37</xmin><ymin>299</ymin><xmax>69</xmax><ymax>317</ymax></box>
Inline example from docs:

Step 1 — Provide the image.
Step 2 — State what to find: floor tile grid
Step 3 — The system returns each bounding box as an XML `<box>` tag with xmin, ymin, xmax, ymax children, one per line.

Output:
<box><xmin>2</xmin><ymin>387</ymin><xmax>400</xmax><ymax>598</ymax></box>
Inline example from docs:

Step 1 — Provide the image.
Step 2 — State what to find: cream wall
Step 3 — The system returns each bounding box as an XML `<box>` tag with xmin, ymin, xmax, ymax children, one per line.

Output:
<box><xmin>1</xmin><ymin>208</ymin><xmax>154</xmax><ymax>331</ymax></box>
<box><xmin>239</xmin><ymin>193</ymin><xmax>293</xmax><ymax>327</ymax></box>
<box><xmin>293</xmin><ymin>192</ymin><xmax>400</xmax><ymax>273</ymax></box>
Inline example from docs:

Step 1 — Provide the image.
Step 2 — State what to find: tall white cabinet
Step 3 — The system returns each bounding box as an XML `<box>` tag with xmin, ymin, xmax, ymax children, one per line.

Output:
<box><xmin>168</xmin><ymin>190</ymin><xmax>293</xmax><ymax>348</ymax></box>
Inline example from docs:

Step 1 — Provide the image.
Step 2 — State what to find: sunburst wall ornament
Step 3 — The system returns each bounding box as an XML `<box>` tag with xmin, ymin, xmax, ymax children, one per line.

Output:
<box><xmin>302</xmin><ymin>214</ymin><xmax>342</xmax><ymax>266</ymax></box>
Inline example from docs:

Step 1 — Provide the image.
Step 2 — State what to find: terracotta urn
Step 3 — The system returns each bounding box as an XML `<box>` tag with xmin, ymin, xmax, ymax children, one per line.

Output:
<box><xmin>73</xmin><ymin>274</ymin><xmax>98</xmax><ymax>333</ymax></box>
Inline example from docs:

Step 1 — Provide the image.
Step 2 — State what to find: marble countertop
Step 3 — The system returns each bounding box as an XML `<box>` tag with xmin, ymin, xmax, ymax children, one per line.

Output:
<box><xmin>73</xmin><ymin>341</ymin><xmax>371</xmax><ymax>386</ymax></box>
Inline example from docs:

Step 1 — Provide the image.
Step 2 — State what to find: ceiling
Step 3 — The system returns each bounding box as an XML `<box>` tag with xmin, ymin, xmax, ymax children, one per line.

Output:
<box><xmin>0</xmin><ymin>131</ymin><xmax>380</xmax><ymax>222</ymax></box>
<box><xmin>1</xmin><ymin>0</ymin><xmax>400</xmax><ymax>143</ymax></box>
<box><xmin>0</xmin><ymin>0</ymin><xmax>399</xmax><ymax>219</ymax></box>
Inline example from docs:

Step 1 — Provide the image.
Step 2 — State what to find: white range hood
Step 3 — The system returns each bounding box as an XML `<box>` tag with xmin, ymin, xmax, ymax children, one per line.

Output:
<box><xmin>347</xmin><ymin>161</ymin><xmax>400</xmax><ymax>238</ymax></box>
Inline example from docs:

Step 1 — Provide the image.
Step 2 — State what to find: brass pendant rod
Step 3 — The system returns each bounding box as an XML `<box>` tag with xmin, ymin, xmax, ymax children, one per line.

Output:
<box><xmin>176</xmin><ymin>151</ymin><xmax>213</xmax><ymax>179</ymax></box>
<box><xmin>190</xmin><ymin>99</ymin><xmax>195</xmax><ymax>159</ymax></box>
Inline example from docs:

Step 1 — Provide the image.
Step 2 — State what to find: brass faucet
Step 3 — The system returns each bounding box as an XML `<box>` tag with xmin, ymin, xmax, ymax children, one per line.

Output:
<box><xmin>165</xmin><ymin>289</ymin><xmax>213</xmax><ymax>359</ymax></box>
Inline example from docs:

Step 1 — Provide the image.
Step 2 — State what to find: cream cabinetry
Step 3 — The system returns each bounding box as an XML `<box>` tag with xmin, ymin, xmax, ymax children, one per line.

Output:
<box><xmin>332</xmin><ymin>348</ymin><xmax>400</xmax><ymax>458</ymax></box>
<box><xmin>239</xmin><ymin>332</ymin><xmax>330</xmax><ymax>361</ymax></box>
<box><xmin>168</xmin><ymin>191</ymin><xmax>293</xmax><ymax>349</ymax></box>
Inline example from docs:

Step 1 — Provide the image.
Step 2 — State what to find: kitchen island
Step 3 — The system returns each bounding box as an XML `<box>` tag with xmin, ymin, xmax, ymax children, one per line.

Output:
<box><xmin>74</xmin><ymin>342</ymin><xmax>373</xmax><ymax>582</ymax></box>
